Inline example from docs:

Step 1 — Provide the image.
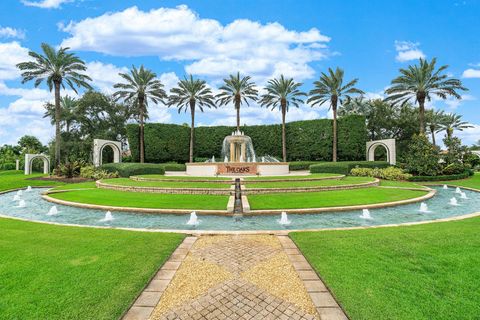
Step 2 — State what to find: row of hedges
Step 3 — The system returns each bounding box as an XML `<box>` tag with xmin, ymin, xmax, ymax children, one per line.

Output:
<box><xmin>310</xmin><ymin>161</ymin><xmax>390</xmax><ymax>175</ymax></box>
<box><xmin>126</xmin><ymin>115</ymin><xmax>367</xmax><ymax>163</ymax></box>
<box><xmin>407</xmin><ymin>170</ymin><xmax>474</xmax><ymax>182</ymax></box>
<box><xmin>100</xmin><ymin>162</ymin><xmax>186</xmax><ymax>177</ymax></box>
<box><xmin>0</xmin><ymin>163</ymin><xmax>16</xmax><ymax>170</ymax></box>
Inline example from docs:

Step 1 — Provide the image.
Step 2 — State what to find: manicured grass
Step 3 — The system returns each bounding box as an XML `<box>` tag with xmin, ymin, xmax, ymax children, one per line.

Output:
<box><xmin>0</xmin><ymin>171</ymin><xmax>64</xmax><ymax>192</ymax></box>
<box><xmin>52</xmin><ymin>181</ymin><xmax>97</xmax><ymax>190</ymax></box>
<box><xmin>379</xmin><ymin>179</ymin><xmax>426</xmax><ymax>188</ymax></box>
<box><xmin>291</xmin><ymin>217</ymin><xmax>480</xmax><ymax>320</ymax></box>
<box><xmin>134</xmin><ymin>174</ymin><xmax>232</xmax><ymax>181</ymax></box>
<box><xmin>248</xmin><ymin>187</ymin><xmax>428</xmax><ymax>210</ymax></box>
<box><xmin>0</xmin><ymin>218</ymin><xmax>183</xmax><ymax>320</ymax></box>
<box><xmin>246</xmin><ymin>176</ymin><xmax>374</xmax><ymax>188</ymax></box>
<box><xmin>423</xmin><ymin>172</ymin><xmax>480</xmax><ymax>190</ymax></box>
<box><xmin>49</xmin><ymin>188</ymin><xmax>229</xmax><ymax>210</ymax></box>
<box><xmin>103</xmin><ymin>178</ymin><xmax>232</xmax><ymax>189</ymax></box>
<box><xmin>244</xmin><ymin>173</ymin><xmax>342</xmax><ymax>180</ymax></box>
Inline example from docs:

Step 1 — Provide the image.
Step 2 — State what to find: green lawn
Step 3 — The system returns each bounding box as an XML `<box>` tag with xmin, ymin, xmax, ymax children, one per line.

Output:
<box><xmin>244</xmin><ymin>173</ymin><xmax>342</xmax><ymax>180</ymax></box>
<box><xmin>423</xmin><ymin>172</ymin><xmax>480</xmax><ymax>190</ymax></box>
<box><xmin>134</xmin><ymin>174</ymin><xmax>232</xmax><ymax>181</ymax></box>
<box><xmin>291</xmin><ymin>217</ymin><xmax>480</xmax><ymax>320</ymax></box>
<box><xmin>379</xmin><ymin>179</ymin><xmax>426</xmax><ymax>188</ymax></box>
<box><xmin>52</xmin><ymin>181</ymin><xmax>97</xmax><ymax>190</ymax></box>
<box><xmin>0</xmin><ymin>218</ymin><xmax>183</xmax><ymax>320</ymax></box>
<box><xmin>49</xmin><ymin>188</ymin><xmax>229</xmax><ymax>210</ymax></box>
<box><xmin>103</xmin><ymin>178</ymin><xmax>232</xmax><ymax>189</ymax></box>
<box><xmin>246</xmin><ymin>176</ymin><xmax>374</xmax><ymax>188</ymax></box>
<box><xmin>248</xmin><ymin>187</ymin><xmax>428</xmax><ymax>210</ymax></box>
<box><xmin>0</xmin><ymin>171</ymin><xmax>64</xmax><ymax>192</ymax></box>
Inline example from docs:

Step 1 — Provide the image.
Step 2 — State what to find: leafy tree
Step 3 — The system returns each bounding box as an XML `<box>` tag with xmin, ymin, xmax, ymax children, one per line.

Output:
<box><xmin>16</xmin><ymin>43</ymin><xmax>92</xmax><ymax>166</ymax></box>
<box><xmin>167</xmin><ymin>75</ymin><xmax>216</xmax><ymax>163</ymax></box>
<box><xmin>385</xmin><ymin>58</ymin><xmax>467</xmax><ymax>134</ymax></box>
<box><xmin>404</xmin><ymin>134</ymin><xmax>441</xmax><ymax>176</ymax></box>
<box><xmin>18</xmin><ymin>135</ymin><xmax>45</xmax><ymax>153</ymax></box>
<box><xmin>442</xmin><ymin>135</ymin><xmax>468</xmax><ymax>166</ymax></box>
<box><xmin>44</xmin><ymin>95</ymin><xmax>78</xmax><ymax>133</ymax></box>
<box><xmin>425</xmin><ymin>109</ymin><xmax>445</xmax><ymax>146</ymax></box>
<box><xmin>216</xmin><ymin>72</ymin><xmax>258</xmax><ymax>132</ymax></box>
<box><xmin>113</xmin><ymin>65</ymin><xmax>167</xmax><ymax>163</ymax></box>
<box><xmin>308</xmin><ymin>67</ymin><xmax>364</xmax><ymax>162</ymax></box>
<box><xmin>259</xmin><ymin>75</ymin><xmax>306</xmax><ymax>162</ymax></box>
<box><xmin>439</xmin><ymin>112</ymin><xmax>472</xmax><ymax>139</ymax></box>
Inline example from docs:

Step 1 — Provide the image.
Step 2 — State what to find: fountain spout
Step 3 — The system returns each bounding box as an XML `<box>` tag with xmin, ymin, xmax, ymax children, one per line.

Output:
<box><xmin>449</xmin><ymin>197</ymin><xmax>458</xmax><ymax>206</ymax></box>
<box><xmin>187</xmin><ymin>211</ymin><xmax>199</xmax><ymax>226</ymax></box>
<box><xmin>279</xmin><ymin>212</ymin><xmax>291</xmax><ymax>225</ymax></box>
<box><xmin>419</xmin><ymin>202</ymin><xmax>429</xmax><ymax>213</ymax></box>
<box><xmin>359</xmin><ymin>209</ymin><xmax>373</xmax><ymax>220</ymax></box>
<box><xmin>47</xmin><ymin>206</ymin><xmax>58</xmax><ymax>216</ymax></box>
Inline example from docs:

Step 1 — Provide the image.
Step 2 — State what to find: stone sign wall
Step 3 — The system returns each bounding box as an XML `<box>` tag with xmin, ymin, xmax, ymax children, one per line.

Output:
<box><xmin>216</xmin><ymin>163</ymin><xmax>258</xmax><ymax>175</ymax></box>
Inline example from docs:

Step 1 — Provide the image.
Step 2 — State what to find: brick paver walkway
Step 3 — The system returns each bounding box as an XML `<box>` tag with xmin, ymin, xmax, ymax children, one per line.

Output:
<box><xmin>123</xmin><ymin>235</ymin><xmax>347</xmax><ymax>320</ymax></box>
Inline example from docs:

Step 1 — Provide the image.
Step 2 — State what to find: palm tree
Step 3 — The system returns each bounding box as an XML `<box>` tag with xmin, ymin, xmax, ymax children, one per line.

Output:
<box><xmin>44</xmin><ymin>95</ymin><xmax>78</xmax><ymax>133</ymax></box>
<box><xmin>385</xmin><ymin>58</ymin><xmax>467</xmax><ymax>134</ymax></box>
<box><xmin>307</xmin><ymin>68</ymin><xmax>364</xmax><ymax>162</ymax></box>
<box><xmin>259</xmin><ymin>75</ymin><xmax>306</xmax><ymax>162</ymax></box>
<box><xmin>113</xmin><ymin>65</ymin><xmax>167</xmax><ymax>163</ymax></box>
<box><xmin>216</xmin><ymin>72</ymin><xmax>258</xmax><ymax>132</ymax></box>
<box><xmin>439</xmin><ymin>113</ymin><xmax>472</xmax><ymax>139</ymax></box>
<box><xmin>16</xmin><ymin>43</ymin><xmax>92</xmax><ymax>166</ymax></box>
<box><xmin>425</xmin><ymin>109</ymin><xmax>445</xmax><ymax>146</ymax></box>
<box><xmin>167</xmin><ymin>75</ymin><xmax>216</xmax><ymax>163</ymax></box>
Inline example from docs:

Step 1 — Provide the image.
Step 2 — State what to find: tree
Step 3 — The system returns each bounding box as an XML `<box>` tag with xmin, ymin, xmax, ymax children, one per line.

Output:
<box><xmin>113</xmin><ymin>65</ymin><xmax>167</xmax><ymax>163</ymax></box>
<box><xmin>167</xmin><ymin>75</ymin><xmax>216</xmax><ymax>162</ymax></box>
<box><xmin>16</xmin><ymin>43</ymin><xmax>92</xmax><ymax>166</ymax></box>
<box><xmin>385</xmin><ymin>58</ymin><xmax>467</xmax><ymax>134</ymax></box>
<box><xmin>438</xmin><ymin>113</ymin><xmax>472</xmax><ymax>139</ymax></box>
<box><xmin>308</xmin><ymin>67</ymin><xmax>364</xmax><ymax>162</ymax></box>
<box><xmin>216</xmin><ymin>72</ymin><xmax>258</xmax><ymax>132</ymax></box>
<box><xmin>44</xmin><ymin>95</ymin><xmax>78</xmax><ymax>133</ymax></box>
<box><xmin>404</xmin><ymin>134</ymin><xmax>441</xmax><ymax>176</ymax></box>
<box><xmin>18</xmin><ymin>135</ymin><xmax>45</xmax><ymax>153</ymax></box>
<box><xmin>425</xmin><ymin>109</ymin><xmax>445</xmax><ymax>146</ymax></box>
<box><xmin>259</xmin><ymin>75</ymin><xmax>305</xmax><ymax>162</ymax></box>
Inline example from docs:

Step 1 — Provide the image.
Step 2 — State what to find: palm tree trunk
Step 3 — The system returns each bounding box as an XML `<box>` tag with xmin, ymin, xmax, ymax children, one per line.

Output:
<box><xmin>281</xmin><ymin>102</ymin><xmax>287</xmax><ymax>162</ymax></box>
<box><xmin>332</xmin><ymin>97</ymin><xmax>338</xmax><ymax>162</ymax></box>
<box><xmin>418</xmin><ymin>95</ymin><xmax>426</xmax><ymax>134</ymax></box>
<box><xmin>54</xmin><ymin>81</ymin><xmax>61</xmax><ymax>167</ymax></box>
<box><xmin>139</xmin><ymin>96</ymin><xmax>145</xmax><ymax>163</ymax></box>
<box><xmin>431</xmin><ymin>131</ymin><xmax>436</xmax><ymax>146</ymax></box>
<box><xmin>236</xmin><ymin>101</ymin><xmax>240</xmax><ymax>132</ymax></box>
<box><xmin>189</xmin><ymin>100</ymin><xmax>195</xmax><ymax>163</ymax></box>
<box><xmin>447</xmin><ymin>128</ymin><xmax>453</xmax><ymax>140</ymax></box>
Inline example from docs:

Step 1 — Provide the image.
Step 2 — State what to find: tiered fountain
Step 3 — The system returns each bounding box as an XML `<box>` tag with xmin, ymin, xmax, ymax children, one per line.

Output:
<box><xmin>185</xmin><ymin>130</ymin><xmax>289</xmax><ymax>176</ymax></box>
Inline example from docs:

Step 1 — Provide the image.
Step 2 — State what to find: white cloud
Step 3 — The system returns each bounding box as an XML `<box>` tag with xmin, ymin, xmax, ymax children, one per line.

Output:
<box><xmin>21</xmin><ymin>0</ymin><xmax>72</xmax><ymax>9</ymax></box>
<box><xmin>394</xmin><ymin>41</ymin><xmax>426</xmax><ymax>62</ymax></box>
<box><xmin>0</xmin><ymin>41</ymin><xmax>31</xmax><ymax>80</ymax></box>
<box><xmin>462</xmin><ymin>68</ymin><xmax>480</xmax><ymax>78</ymax></box>
<box><xmin>457</xmin><ymin>124</ymin><xmax>480</xmax><ymax>146</ymax></box>
<box><xmin>60</xmin><ymin>5</ymin><xmax>331</xmax><ymax>83</ymax></box>
<box><xmin>85</xmin><ymin>61</ymin><xmax>128</xmax><ymax>93</ymax></box>
<box><xmin>0</xmin><ymin>27</ymin><xmax>25</xmax><ymax>39</ymax></box>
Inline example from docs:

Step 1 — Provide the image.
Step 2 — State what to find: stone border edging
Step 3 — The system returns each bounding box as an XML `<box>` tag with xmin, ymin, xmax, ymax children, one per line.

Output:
<box><xmin>41</xmin><ymin>193</ymin><xmax>229</xmax><ymax>215</ymax></box>
<box><xmin>122</xmin><ymin>236</ymin><xmax>197</xmax><ymax>320</ymax></box>
<box><xmin>242</xmin><ymin>178</ymin><xmax>379</xmax><ymax>194</ymax></box>
<box><xmin>243</xmin><ymin>174</ymin><xmax>345</xmax><ymax>183</ymax></box>
<box><xmin>96</xmin><ymin>180</ymin><xmax>234</xmax><ymax>195</ymax></box>
<box><xmin>278</xmin><ymin>236</ymin><xmax>348</xmax><ymax>320</ymax></box>
<box><xmin>130</xmin><ymin>176</ymin><xmax>234</xmax><ymax>183</ymax></box>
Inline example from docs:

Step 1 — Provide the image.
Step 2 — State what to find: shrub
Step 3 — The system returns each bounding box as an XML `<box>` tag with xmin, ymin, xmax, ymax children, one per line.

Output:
<box><xmin>163</xmin><ymin>163</ymin><xmax>186</xmax><ymax>171</ymax></box>
<box><xmin>80</xmin><ymin>165</ymin><xmax>119</xmax><ymax>180</ymax></box>
<box><xmin>289</xmin><ymin>161</ymin><xmax>324</xmax><ymax>171</ymax></box>
<box><xmin>55</xmin><ymin>161</ymin><xmax>84</xmax><ymax>178</ymax></box>
<box><xmin>408</xmin><ymin>170</ymin><xmax>472</xmax><ymax>181</ymax></box>
<box><xmin>1</xmin><ymin>162</ymin><xmax>16</xmax><ymax>170</ymax></box>
<box><xmin>310</xmin><ymin>161</ymin><xmax>389</xmax><ymax>175</ymax></box>
<box><xmin>442</xmin><ymin>163</ymin><xmax>466</xmax><ymax>175</ymax></box>
<box><xmin>101</xmin><ymin>163</ymin><xmax>165</xmax><ymax>177</ymax></box>
<box><xmin>404</xmin><ymin>134</ymin><xmax>441</xmax><ymax>176</ymax></box>
<box><xmin>127</xmin><ymin>115</ymin><xmax>367</xmax><ymax>163</ymax></box>
<box><xmin>350</xmin><ymin>166</ymin><xmax>412</xmax><ymax>180</ymax></box>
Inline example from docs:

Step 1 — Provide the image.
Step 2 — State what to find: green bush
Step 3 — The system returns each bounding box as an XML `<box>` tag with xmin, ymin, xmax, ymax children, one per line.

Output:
<box><xmin>404</xmin><ymin>134</ymin><xmax>441</xmax><ymax>176</ymax></box>
<box><xmin>442</xmin><ymin>163</ymin><xmax>466</xmax><ymax>175</ymax></box>
<box><xmin>127</xmin><ymin>115</ymin><xmax>367</xmax><ymax>163</ymax></box>
<box><xmin>163</xmin><ymin>163</ymin><xmax>186</xmax><ymax>171</ymax></box>
<box><xmin>310</xmin><ymin>161</ymin><xmax>389</xmax><ymax>175</ymax></box>
<box><xmin>408</xmin><ymin>170</ymin><xmax>472</xmax><ymax>182</ymax></box>
<box><xmin>54</xmin><ymin>161</ymin><xmax>84</xmax><ymax>178</ymax></box>
<box><xmin>80</xmin><ymin>165</ymin><xmax>119</xmax><ymax>180</ymax></box>
<box><xmin>101</xmin><ymin>163</ymin><xmax>165</xmax><ymax>177</ymax></box>
<box><xmin>350</xmin><ymin>166</ymin><xmax>412</xmax><ymax>180</ymax></box>
<box><xmin>289</xmin><ymin>161</ymin><xmax>324</xmax><ymax>171</ymax></box>
<box><xmin>1</xmin><ymin>162</ymin><xmax>16</xmax><ymax>170</ymax></box>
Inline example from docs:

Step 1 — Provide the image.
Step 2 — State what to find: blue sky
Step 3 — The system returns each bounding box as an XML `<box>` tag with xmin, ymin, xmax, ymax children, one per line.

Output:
<box><xmin>0</xmin><ymin>0</ymin><xmax>479</xmax><ymax>146</ymax></box>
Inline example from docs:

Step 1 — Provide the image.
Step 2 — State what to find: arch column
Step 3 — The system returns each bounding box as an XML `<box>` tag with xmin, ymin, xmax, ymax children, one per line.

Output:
<box><xmin>24</xmin><ymin>154</ymin><xmax>50</xmax><ymax>175</ymax></box>
<box><xmin>93</xmin><ymin>139</ymin><xmax>122</xmax><ymax>167</ymax></box>
<box><xmin>366</xmin><ymin>139</ymin><xmax>396</xmax><ymax>165</ymax></box>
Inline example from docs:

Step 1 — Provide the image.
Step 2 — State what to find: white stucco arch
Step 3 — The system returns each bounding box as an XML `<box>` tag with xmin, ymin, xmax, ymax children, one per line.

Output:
<box><xmin>93</xmin><ymin>139</ymin><xmax>122</xmax><ymax>167</ymax></box>
<box><xmin>366</xmin><ymin>139</ymin><xmax>396</xmax><ymax>165</ymax></box>
<box><xmin>24</xmin><ymin>154</ymin><xmax>50</xmax><ymax>175</ymax></box>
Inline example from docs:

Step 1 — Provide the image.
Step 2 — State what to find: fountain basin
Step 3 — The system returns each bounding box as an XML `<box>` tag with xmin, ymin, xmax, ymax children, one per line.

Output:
<box><xmin>185</xmin><ymin>162</ymin><xmax>290</xmax><ymax>176</ymax></box>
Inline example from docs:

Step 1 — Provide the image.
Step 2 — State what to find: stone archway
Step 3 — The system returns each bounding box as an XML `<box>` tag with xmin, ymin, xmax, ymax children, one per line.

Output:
<box><xmin>93</xmin><ymin>139</ymin><xmax>122</xmax><ymax>167</ymax></box>
<box><xmin>24</xmin><ymin>154</ymin><xmax>50</xmax><ymax>175</ymax></box>
<box><xmin>366</xmin><ymin>139</ymin><xmax>396</xmax><ymax>165</ymax></box>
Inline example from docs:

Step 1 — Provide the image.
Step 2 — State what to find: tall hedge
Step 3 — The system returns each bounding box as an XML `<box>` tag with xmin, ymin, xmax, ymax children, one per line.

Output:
<box><xmin>126</xmin><ymin>115</ymin><xmax>367</xmax><ymax>163</ymax></box>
